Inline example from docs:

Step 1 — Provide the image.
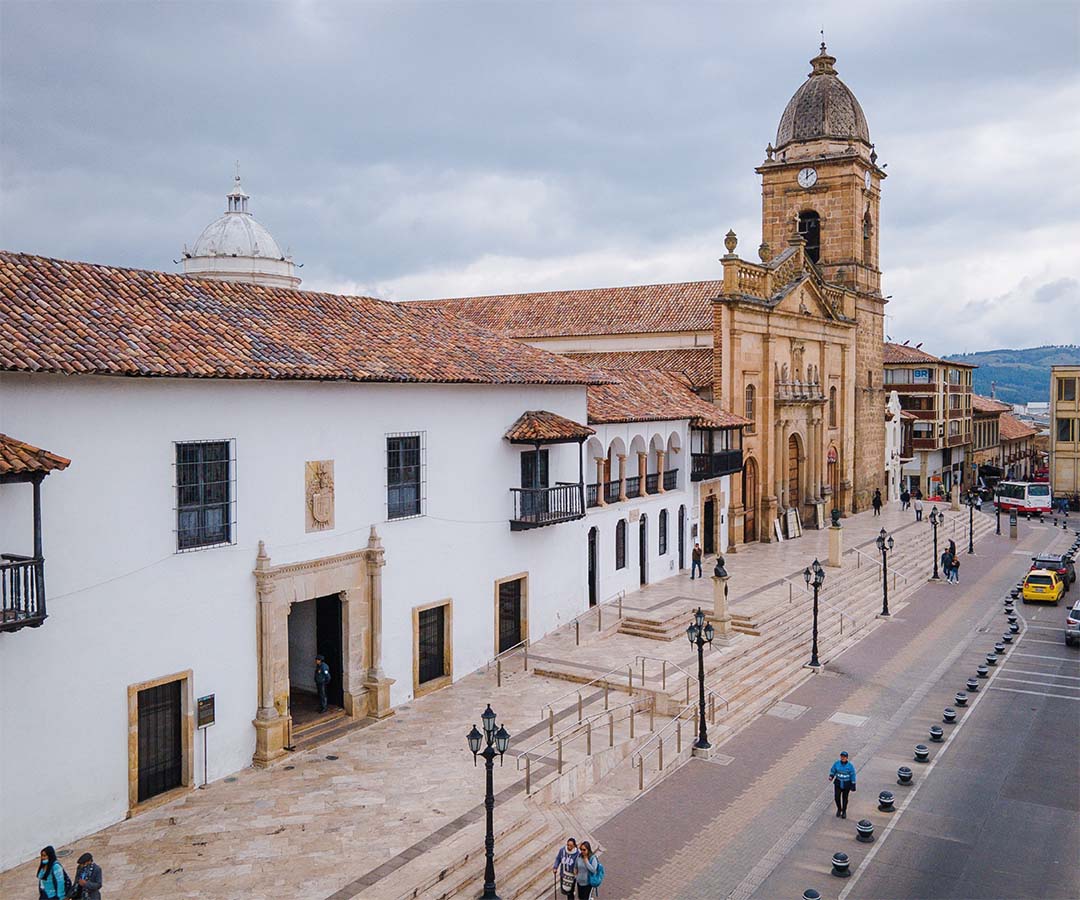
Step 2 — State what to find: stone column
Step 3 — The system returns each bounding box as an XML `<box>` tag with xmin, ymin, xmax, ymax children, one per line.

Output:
<box><xmin>637</xmin><ymin>451</ymin><xmax>648</xmax><ymax>498</ymax></box>
<box><xmin>617</xmin><ymin>453</ymin><xmax>628</xmax><ymax>502</ymax></box>
<box><xmin>710</xmin><ymin>558</ymin><xmax>734</xmax><ymax>644</ymax></box>
<box><xmin>657</xmin><ymin>450</ymin><xmax>667</xmax><ymax>493</ymax></box>
<box><xmin>252</xmin><ymin>541</ymin><xmax>287</xmax><ymax>768</ymax></box>
<box><xmin>595</xmin><ymin>457</ymin><xmax>607</xmax><ymax>506</ymax></box>
<box><xmin>364</xmin><ymin>526</ymin><xmax>395</xmax><ymax>719</ymax></box>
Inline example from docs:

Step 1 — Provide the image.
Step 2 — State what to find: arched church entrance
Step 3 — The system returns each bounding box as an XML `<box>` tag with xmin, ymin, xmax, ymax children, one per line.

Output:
<box><xmin>787</xmin><ymin>434</ymin><xmax>801</xmax><ymax>510</ymax></box>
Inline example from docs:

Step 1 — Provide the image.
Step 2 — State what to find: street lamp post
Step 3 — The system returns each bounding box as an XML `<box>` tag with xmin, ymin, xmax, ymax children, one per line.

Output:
<box><xmin>966</xmin><ymin>491</ymin><xmax>977</xmax><ymax>554</ymax></box>
<box><xmin>466</xmin><ymin>704</ymin><xmax>511</xmax><ymax>900</ymax></box>
<box><xmin>929</xmin><ymin>507</ymin><xmax>944</xmax><ymax>580</ymax></box>
<box><xmin>876</xmin><ymin>527</ymin><xmax>894</xmax><ymax>617</ymax></box>
<box><xmin>685</xmin><ymin>607</ymin><xmax>714</xmax><ymax>750</ymax></box>
<box><xmin>995</xmin><ymin>486</ymin><xmax>1001</xmax><ymax>535</ymax></box>
<box><xmin>804</xmin><ymin>558</ymin><xmax>826</xmax><ymax>669</ymax></box>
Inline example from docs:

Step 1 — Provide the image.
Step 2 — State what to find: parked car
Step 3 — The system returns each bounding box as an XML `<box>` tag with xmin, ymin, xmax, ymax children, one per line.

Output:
<box><xmin>1066</xmin><ymin>600</ymin><xmax>1080</xmax><ymax>647</ymax></box>
<box><xmin>1022</xmin><ymin>570</ymin><xmax>1065</xmax><ymax>605</ymax></box>
<box><xmin>1031</xmin><ymin>554</ymin><xmax>1076</xmax><ymax>589</ymax></box>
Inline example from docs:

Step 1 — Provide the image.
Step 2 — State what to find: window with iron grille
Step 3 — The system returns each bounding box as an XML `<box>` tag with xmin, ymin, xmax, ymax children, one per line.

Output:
<box><xmin>175</xmin><ymin>440</ymin><xmax>235</xmax><ymax>551</ymax></box>
<box><xmin>615</xmin><ymin>520</ymin><xmax>627</xmax><ymax>570</ymax></box>
<box><xmin>387</xmin><ymin>432</ymin><xmax>425</xmax><ymax>520</ymax></box>
<box><xmin>658</xmin><ymin>509</ymin><xmax>668</xmax><ymax>555</ymax></box>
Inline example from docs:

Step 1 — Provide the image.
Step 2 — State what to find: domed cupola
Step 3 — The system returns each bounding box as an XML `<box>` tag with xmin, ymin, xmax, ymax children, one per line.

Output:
<box><xmin>182</xmin><ymin>172</ymin><xmax>301</xmax><ymax>289</ymax></box>
<box><xmin>774</xmin><ymin>44</ymin><xmax>870</xmax><ymax>151</ymax></box>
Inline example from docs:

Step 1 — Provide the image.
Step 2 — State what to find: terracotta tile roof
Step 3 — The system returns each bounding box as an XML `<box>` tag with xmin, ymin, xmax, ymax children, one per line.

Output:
<box><xmin>999</xmin><ymin>412</ymin><xmax>1037</xmax><ymax>441</ymax></box>
<box><xmin>587</xmin><ymin>369</ymin><xmax>749</xmax><ymax>429</ymax></box>
<box><xmin>972</xmin><ymin>394</ymin><xmax>1012</xmax><ymax>414</ymax></box>
<box><xmin>565</xmin><ymin>348</ymin><xmax>713</xmax><ymax>389</ymax></box>
<box><xmin>882</xmin><ymin>342</ymin><xmax>976</xmax><ymax>367</ymax></box>
<box><xmin>504</xmin><ymin>410</ymin><xmax>594</xmax><ymax>444</ymax></box>
<box><xmin>0</xmin><ymin>251</ymin><xmax>608</xmax><ymax>386</ymax></box>
<box><xmin>0</xmin><ymin>434</ymin><xmax>71</xmax><ymax>476</ymax></box>
<box><xmin>411</xmin><ymin>281</ymin><xmax>720</xmax><ymax>338</ymax></box>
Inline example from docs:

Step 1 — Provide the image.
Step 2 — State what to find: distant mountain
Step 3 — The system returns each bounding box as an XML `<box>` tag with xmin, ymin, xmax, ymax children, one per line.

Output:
<box><xmin>943</xmin><ymin>345</ymin><xmax>1080</xmax><ymax>404</ymax></box>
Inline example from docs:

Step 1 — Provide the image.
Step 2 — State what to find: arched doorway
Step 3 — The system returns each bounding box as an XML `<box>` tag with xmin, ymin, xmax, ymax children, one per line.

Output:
<box><xmin>638</xmin><ymin>515</ymin><xmax>648</xmax><ymax>586</ymax></box>
<box><xmin>787</xmin><ymin>435</ymin><xmax>802</xmax><ymax>510</ymax></box>
<box><xmin>743</xmin><ymin>457</ymin><xmax>758</xmax><ymax>542</ymax></box>
<box><xmin>678</xmin><ymin>505</ymin><xmax>686</xmax><ymax>569</ymax></box>
<box><xmin>827</xmin><ymin>446</ymin><xmax>839</xmax><ymax>509</ymax></box>
<box><xmin>587</xmin><ymin>527</ymin><xmax>598</xmax><ymax>607</ymax></box>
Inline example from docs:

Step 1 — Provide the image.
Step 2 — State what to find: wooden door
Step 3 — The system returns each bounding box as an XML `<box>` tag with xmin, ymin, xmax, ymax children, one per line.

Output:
<box><xmin>587</xmin><ymin>528</ymin><xmax>598</xmax><ymax>607</ymax></box>
<box><xmin>137</xmin><ymin>681</ymin><xmax>182</xmax><ymax>803</ymax></box>
<box><xmin>678</xmin><ymin>506</ymin><xmax>686</xmax><ymax>569</ymax></box>
<box><xmin>744</xmin><ymin>458</ymin><xmax>758</xmax><ymax>541</ymax></box>
<box><xmin>703</xmin><ymin>498</ymin><xmax>716</xmax><ymax>555</ymax></box>
<box><xmin>638</xmin><ymin>516</ymin><xmax>648</xmax><ymax>585</ymax></box>
<box><xmin>787</xmin><ymin>435</ymin><xmax>801</xmax><ymax>509</ymax></box>
<box><xmin>498</xmin><ymin>579</ymin><xmax>523</xmax><ymax>653</ymax></box>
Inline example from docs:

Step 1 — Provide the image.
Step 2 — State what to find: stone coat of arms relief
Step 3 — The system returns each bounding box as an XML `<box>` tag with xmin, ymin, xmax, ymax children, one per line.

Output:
<box><xmin>305</xmin><ymin>460</ymin><xmax>335</xmax><ymax>532</ymax></box>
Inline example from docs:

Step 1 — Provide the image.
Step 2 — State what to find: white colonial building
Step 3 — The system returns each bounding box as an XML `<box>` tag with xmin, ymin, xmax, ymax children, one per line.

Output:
<box><xmin>0</xmin><ymin>193</ymin><xmax>743</xmax><ymax>868</ymax></box>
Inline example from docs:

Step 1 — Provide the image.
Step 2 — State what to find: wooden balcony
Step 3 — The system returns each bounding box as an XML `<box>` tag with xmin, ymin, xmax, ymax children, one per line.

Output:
<box><xmin>691</xmin><ymin>450</ymin><xmax>744</xmax><ymax>481</ymax></box>
<box><xmin>510</xmin><ymin>483</ymin><xmax>585</xmax><ymax>530</ymax></box>
<box><xmin>1</xmin><ymin>554</ymin><xmax>46</xmax><ymax>633</ymax></box>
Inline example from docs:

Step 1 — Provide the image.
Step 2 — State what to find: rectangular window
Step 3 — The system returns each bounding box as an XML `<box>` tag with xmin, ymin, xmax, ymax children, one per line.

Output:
<box><xmin>1059</xmin><ymin>378</ymin><xmax>1077</xmax><ymax>402</ymax></box>
<box><xmin>949</xmin><ymin>420</ymin><xmax>961</xmax><ymax>437</ymax></box>
<box><xmin>175</xmin><ymin>440</ymin><xmax>234</xmax><ymax>551</ymax></box>
<box><xmin>913</xmin><ymin>422</ymin><xmax>933</xmax><ymax>437</ymax></box>
<box><xmin>415</xmin><ymin>601</ymin><xmax>451</xmax><ymax>690</ymax></box>
<box><xmin>1058</xmin><ymin>418</ymin><xmax>1075</xmax><ymax>443</ymax></box>
<box><xmin>387</xmin><ymin>433</ymin><xmax>424</xmax><ymax>519</ymax></box>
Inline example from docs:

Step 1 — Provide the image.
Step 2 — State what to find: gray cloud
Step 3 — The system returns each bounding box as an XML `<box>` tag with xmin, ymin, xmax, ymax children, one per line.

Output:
<box><xmin>2</xmin><ymin>0</ymin><xmax>1077</xmax><ymax>354</ymax></box>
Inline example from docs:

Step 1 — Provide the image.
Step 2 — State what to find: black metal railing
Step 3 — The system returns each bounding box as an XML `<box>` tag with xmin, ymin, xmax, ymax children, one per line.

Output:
<box><xmin>690</xmin><ymin>450</ymin><xmax>744</xmax><ymax>481</ymax></box>
<box><xmin>1</xmin><ymin>554</ymin><xmax>45</xmax><ymax>633</ymax></box>
<box><xmin>510</xmin><ymin>484</ymin><xmax>585</xmax><ymax>530</ymax></box>
<box><xmin>625</xmin><ymin>475</ymin><xmax>641</xmax><ymax>498</ymax></box>
<box><xmin>586</xmin><ymin>483</ymin><xmax>599</xmax><ymax>508</ymax></box>
<box><xmin>645</xmin><ymin>473</ymin><xmax>660</xmax><ymax>494</ymax></box>
<box><xmin>604</xmin><ymin>480</ymin><xmax>620</xmax><ymax>504</ymax></box>
<box><xmin>663</xmin><ymin>469</ymin><xmax>678</xmax><ymax>491</ymax></box>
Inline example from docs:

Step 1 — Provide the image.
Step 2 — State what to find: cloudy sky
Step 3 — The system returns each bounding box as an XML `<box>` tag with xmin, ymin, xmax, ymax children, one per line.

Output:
<box><xmin>2</xmin><ymin>0</ymin><xmax>1077</xmax><ymax>355</ymax></box>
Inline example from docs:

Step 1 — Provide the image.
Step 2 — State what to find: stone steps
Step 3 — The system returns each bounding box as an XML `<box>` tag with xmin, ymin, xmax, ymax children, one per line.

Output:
<box><xmin>289</xmin><ymin>710</ymin><xmax>368</xmax><ymax>753</ymax></box>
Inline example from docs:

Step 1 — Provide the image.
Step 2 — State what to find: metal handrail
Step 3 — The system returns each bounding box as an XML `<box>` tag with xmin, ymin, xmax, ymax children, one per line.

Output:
<box><xmin>568</xmin><ymin>589</ymin><xmax>626</xmax><ymax>646</ymax></box>
<box><xmin>781</xmin><ymin>575</ymin><xmax>814</xmax><ymax>603</ymax></box>
<box><xmin>539</xmin><ymin>657</ymin><xmax>641</xmax><ymax>726</ymax></box>
<box><xmin>631</xmin><ymin>702</ymin><xmax>698</xmax><ymax>788</ymax></box>
<box><xmin>849</xmin><ymin>545</ymin><xmax>913</xmax><ymax>585</ymax></box>
<box><xmin>633</xmin><ymin>655</ymin><xmax>730</xmax><ymax>709</ymax></box>
<box><xmin>516</xmin><ymin>696</ymin><xmax>643</xmax><ymax>768</ymax></box>
<box><xmin>484</xmin><ymin>638</ymin><xmax>529</xmax><ymax>688</ymax></box>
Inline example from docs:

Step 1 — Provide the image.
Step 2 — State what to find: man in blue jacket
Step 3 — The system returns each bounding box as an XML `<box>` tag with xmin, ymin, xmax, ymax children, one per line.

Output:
<box><xmin>314</xmin><ymin>655</ymin><xmax>331</xmax><ymax>713</ymax></box>
<box><xmin>829</xmin><ymin>750</ymin><xmax>857</xmax><ymax>818</ymax></box>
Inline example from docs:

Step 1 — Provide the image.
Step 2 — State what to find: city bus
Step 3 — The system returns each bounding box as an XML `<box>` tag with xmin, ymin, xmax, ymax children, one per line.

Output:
<box><xmin>994</xmin><ymin>481</ymin><xmax>1052</xmax><ymax>516</ymax></box>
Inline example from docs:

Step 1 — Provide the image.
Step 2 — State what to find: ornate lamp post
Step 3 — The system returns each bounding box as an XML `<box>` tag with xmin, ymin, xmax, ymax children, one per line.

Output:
<box><xmin>966</xmin><ymin>491</ymin><xmax>978</xmax><ymax>554</ymax></box>
<box><xmin>803</xmin><ymin>558</ymin><xmax>826</xmax><ymax>669</ymax></box>
<box><xmin>929</xmin><ymin>507</ymin><xmax>945</xmax><ymax>580</ymax></box>
<box><xmin>685</xmin><ymin>607</ymin><xmax>714</xmax><ymax>750</ymax></box>
<box><xmin>876</xmin><ymin>527</ymin><xmax>894</xmax><ymax>617</ymax></box>
<box><xmin>466</xmin><ymin>704</ymin><xmax>511</xmax><ymax>900</ymax></box>
<box><xmin>994</xmin><ymin>485</ymin><xmax>1001</xmax><ymax>535</ymax></box>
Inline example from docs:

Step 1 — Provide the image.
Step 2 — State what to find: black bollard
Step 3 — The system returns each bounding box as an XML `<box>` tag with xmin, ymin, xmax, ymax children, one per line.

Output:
<box><xmin>1009</xmin><ymin>622</ymin><xmax>1020</xmax><ymax>634</ymax></box>
<box><xmin>831</xmin><ymin>852</ymin><xmax>851</xmax><ymax>878</ymax></box>
<box><xmin>802</xmin><ymin>891</ymin><xmax>822</xmax><ymax>900</ymax></box>
<box><xmin>878</xmin><ymin>790</ymin><xmax>895</xmax><ymax>811</ymax></box>
<box><xmin>914</xmin><ymin>743</ymin><xmax>930</xmax><ymax>762</ymax></box>
<box><xmin>1002</xmin><ymin>633</ymin><xmax>1014</xmax><ymax>644</ymax></box>
<box><xmin>986</xmin><ymin>653</ymin><xmax>998</xmax><ymax>666</ymax></box>
<box><xmin>897</xmin><ymin>765</ymin><xmax>913</xmax><ymax>785</ymax></box>
<box><xmin>955</xmin><ymin>691</ymin><xmax>968</xmax><ymax>706</ymax></box>
<box><xmin>966</xmin><ymin>677</ymin><xmax>980</xmax><ymax>692</ymax></box>
<box><xmin>943</xmin><ymin>707</ymin><xmax>957</xmax><ymax>723</ymax></box>
<box><xmin>994</xmin><ymin>642</ymin><xmax>1006</xmax><ymax>654</ymax></box>
<box><xmin>977</xmin><ymin>664</ymin><xmax>990</xmax><ymax>677</ymax></box>
<box><xmin>1007</xmin><ymin>614</ymin><xmax>1018</xmax><ymax>625</ymax></box>
<box><xmin>856</xmin><ymin>819</ymin><xmax>876</xmax><ymax>843</ymax></box>
<box><xmin>929</xmin><ymin>725</ymin><xmax>944</xmax><ymax>742</ymax></box>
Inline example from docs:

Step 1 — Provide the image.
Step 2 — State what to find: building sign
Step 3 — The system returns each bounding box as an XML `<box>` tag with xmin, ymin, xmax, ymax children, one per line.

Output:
<box><xmin>913</xmin><ymin>369</ymin><xmax>930</xmax><ymax>384</ymax></box>
<box><xmin>197</xmin><ymin>694</ymin><xmax>216</xmax><ymax>729</ymax></box>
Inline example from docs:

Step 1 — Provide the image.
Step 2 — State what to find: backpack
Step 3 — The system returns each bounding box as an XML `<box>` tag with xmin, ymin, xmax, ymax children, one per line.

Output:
<box><xmin>589</xmin><ymin>860</ymin><xmax>605</xmax><ymax>887</ymax></box>
<box><xmin>62</xmin><ymin>865</ymin><xmax>73</xmax><ymax>897</ymax></box>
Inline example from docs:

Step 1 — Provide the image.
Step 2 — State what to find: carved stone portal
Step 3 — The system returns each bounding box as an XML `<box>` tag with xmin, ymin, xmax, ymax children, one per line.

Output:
<box><xmin>305</xmin><ymin>460</ymin><xmax>335</xmax><ymax>533</ymax></box>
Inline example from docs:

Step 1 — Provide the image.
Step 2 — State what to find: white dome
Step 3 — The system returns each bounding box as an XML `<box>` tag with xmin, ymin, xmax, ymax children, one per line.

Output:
<box><xmin>182</xmin><ymin>174</ymin><xmax>300</xmax><ymax>289</ymax></box>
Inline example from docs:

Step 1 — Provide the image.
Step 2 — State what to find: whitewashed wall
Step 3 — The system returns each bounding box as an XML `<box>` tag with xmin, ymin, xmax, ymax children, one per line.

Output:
<box><xmin>0</xmin><ymin>373</ymin><xmax>588</xmax><ymax>869</ymax></box>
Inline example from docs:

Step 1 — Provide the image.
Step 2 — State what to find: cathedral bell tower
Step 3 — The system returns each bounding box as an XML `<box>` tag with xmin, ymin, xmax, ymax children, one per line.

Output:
<box><xmin>756</xmin><ymin>44</ymin><xmax>884</xmax><ymax>297</ymax></box>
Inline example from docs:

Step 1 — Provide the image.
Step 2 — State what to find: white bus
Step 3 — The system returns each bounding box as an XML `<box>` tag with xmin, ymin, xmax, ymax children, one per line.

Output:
<box><xmin>994</xmin><ymin>481</ymin><xmax>1052</xmax><ymax>515</ymax></box>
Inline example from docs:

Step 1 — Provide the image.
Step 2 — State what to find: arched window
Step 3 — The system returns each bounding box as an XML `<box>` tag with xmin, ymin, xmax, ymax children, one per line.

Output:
<box><xmin>615</xmin><ymin>519</ymin><xmax>626</xmax><ymax>570</ymax></box>
<box><xmin>829</xmin><ymin>386</ymin><xmax>838</xmax><ymax>428</ymax></box>
<box><xmin>659</xmin><ymin>509</ymin><xmax>668</xmax><ymax>555</ymax></box>
<box><xmin>863</xmin><ymin>211</ymin><xmax>873</xmax><ymax>262</ymax></box>
<box><xmin>744</xmin><ymin>383</ymin><xmax>756</xmax><ymax>430</ymax></box>
<box><xmin>798</xmin><ymin>211</ymin><xmax>821</xmax><ymax>264</ymax></box>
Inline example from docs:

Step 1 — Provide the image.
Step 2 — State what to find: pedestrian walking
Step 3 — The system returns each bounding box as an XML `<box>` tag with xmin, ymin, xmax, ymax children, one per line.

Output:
<box><xmin>872</xmin><ymin>489</ymin><xmax>883</xmax><ymax>516</ymax></box>
<box><xmin>914</xmin><ymin>487</ymin><xmax>923</xmax><ymax>501</ymax></box>
<box><xmin>900</xmin><ymin>489</ymin><xmax>910</xmax><ymax>511</ymax></box>
<box><xmin>314</xmin><ymin>655</ymin><xmax>331</xmax><ymax>713</ymax></box>
<box><xmin>949</xmin><ymin>553</ymin><xmax>960</xmax><ymax>584</ymax></box>
<box><xmin>913</xmin><ymin>496</ymin><xmax>924</xmax><ymax>521</ymax></box>
<box><xmin>552</xmin><ymin>838</ymin><xmax>579</xmax><ymax>899</ymax></box>
<box><xmin>575</xmin><ymin>841</ymin><xmax>601</xmax><ymax>899</ymax></box>
<box><xmin>36</xmin><ymin>846</ymin><xmax>68</xmax><ymax>899</ymax></box>
<box><xmin>690</xmin><ymin>542</ymin><xmax>703</xmax><ymax>580</ymax></box>
<box><xmin>828</xmin><ymin>751</ymin><xmax>857</xmax><ymax>819</ymax></box>
<box><xmin>71</xmin><ymin>852</ymin><xmax>103</xmax><ymax>900</ymax></box>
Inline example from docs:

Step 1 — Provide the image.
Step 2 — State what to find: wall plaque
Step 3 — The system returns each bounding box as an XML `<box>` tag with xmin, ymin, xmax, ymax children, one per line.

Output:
<box><xmin>305</xmin><ymin>460</ymin><xmax>335</xmax><ymax>532</ymax></box>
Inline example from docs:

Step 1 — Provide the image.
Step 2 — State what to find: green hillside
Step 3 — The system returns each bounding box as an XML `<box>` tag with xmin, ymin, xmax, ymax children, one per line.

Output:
<box><xmin>944</xmin><ymin>345</ymin><xmax>1080</xmax><ymax>404</ymax></box>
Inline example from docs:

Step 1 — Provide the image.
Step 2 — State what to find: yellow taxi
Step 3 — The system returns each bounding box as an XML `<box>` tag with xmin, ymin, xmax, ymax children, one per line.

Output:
<box><xmin>1022</xmin><ymin>569</ymin><xmax>1065</xmax><ymax>604</ymax></box>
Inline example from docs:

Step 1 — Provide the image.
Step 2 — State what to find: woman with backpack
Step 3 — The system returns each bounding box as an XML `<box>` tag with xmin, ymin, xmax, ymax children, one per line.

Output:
<box><xmin>36</xmin><ymin>845</ymin><xmax>68</xmax><ymax>899</ymax></box>
<box><xmin>553</xmin><ymin>838</ymin><xmax>579</xmax><ymax>899</ymax></box>
<box><xmin>575</xmin><ymin>841</ymin><xmax>603</xmax><ymax>899</ymax></box>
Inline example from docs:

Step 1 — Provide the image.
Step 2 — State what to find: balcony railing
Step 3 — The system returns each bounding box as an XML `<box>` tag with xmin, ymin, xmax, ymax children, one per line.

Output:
<box><xmin>625</xmin><ymin>475</ymin><xmax>641</xmax><ymax>497</ymax></box>
<box><xmin>604</xmin><ymin>479</ymin><xmax>620</xmax><ymax>504</ymax></box>
<box><xmin>510</xmin><ymin>484</ymin><xmax>585</xmax><ymax>531</ymax></box>
<box><xmin>663</xmin><ymin>469</ymin><xmax>678</xmax><ymax>491</ymax></box>
<box><xmin>586</xmin><ymin>483</ymin><xmax>599</xmax><ymax>508</ymax></box>
<box><xmin>1</xmin><ymin>554</ymin><xmax>45</xmax><ymax>633</ymax></box>
<box><xmin>691</xmin><ymin>450</ymin><xmax>744</xmax><ymax>481</ymax></box>
<box><xmin>645</xmin><ymin>473</ymin><xmax>659</xmax><ymax>494</ymax></box>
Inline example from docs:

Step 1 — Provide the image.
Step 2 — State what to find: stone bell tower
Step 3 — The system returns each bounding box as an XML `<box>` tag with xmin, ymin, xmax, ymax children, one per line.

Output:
<box><xmin>756</xmin><ymin>43</ymin><xmax>887</xmax><ymax>511</ymax></box>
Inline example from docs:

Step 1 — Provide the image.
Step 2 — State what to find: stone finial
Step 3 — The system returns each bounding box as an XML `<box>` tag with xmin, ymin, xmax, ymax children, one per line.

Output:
<box><xmin>870</xmin><ymin>144</ymin><xmax>878</xmax><ymax>165</ymax></box>
<box><xmin>255</xmin><ymin>539</ymin><xmax>270</xmax><ymax>573</ymax></box>
<box><xmin>366</xmin><ymin>525</ymin><xmax>383</xmax><ymax>551</ymax></box>
<box><xmin>765</xmin><ymin>143</ymin><xmax>775</xmax><ymax>161</ymax></box>
<box><xmin>758</xmin><ymin>241</ymin><xmax>772</xmax><ymax>263</ymax></box>
<box><xmin>724</xmin><ymin>229</ymin><xmax>738</xmax><ymax>255</ymax></box>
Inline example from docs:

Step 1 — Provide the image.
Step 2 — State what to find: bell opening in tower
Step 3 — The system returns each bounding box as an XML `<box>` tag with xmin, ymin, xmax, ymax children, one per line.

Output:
<box><xmin>798</xmin><ymin>211</ymin><xmax>821</xmax><ymax>264</ymax></box>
